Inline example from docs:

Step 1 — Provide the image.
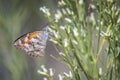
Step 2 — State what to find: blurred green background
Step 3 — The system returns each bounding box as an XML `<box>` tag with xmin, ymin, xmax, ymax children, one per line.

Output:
<box><xmin>0</xmin><ymin>0</ymin><xmax>69</xmax><ymax>80</ymax></box>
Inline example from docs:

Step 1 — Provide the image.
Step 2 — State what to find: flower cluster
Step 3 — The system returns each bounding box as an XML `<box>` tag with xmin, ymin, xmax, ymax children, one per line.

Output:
<box><xmin>37</xmin><ymin>65</ymin><xmax>54</xmax><ymax>79</ymax></box>
<box><xmin>37</xmin><ymin>65</ymin><xmax>72</xmax><ymax>80</ymax></box>
<box><xmin>39</xmin><ymin>0</ymin><xmax>120</xmax><ymax>80</ymax></box>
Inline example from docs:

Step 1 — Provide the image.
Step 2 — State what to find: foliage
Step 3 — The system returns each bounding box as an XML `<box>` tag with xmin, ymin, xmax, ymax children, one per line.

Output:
<box><xmin>39</xmin><ymin>0</ymin><xmax>120</xmax><ymax>80</ymax></box>
<box><xmin>0</xmin><ymin>0</ymin><xmax>33</xmax><ymax>80</ymax></box>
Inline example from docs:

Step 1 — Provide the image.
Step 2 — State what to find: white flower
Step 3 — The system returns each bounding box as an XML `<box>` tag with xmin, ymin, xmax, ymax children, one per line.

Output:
<box><xmin>63</xmin><ymin>38</ymin><xmax>68</xmax><ymax>47</ymax></box>
<box><xmin>49</xmin><ymin>68</ymin><xmax>54</xmax><ymax>76</ymax></box>
<box><xmin>81</xmin><ymin>27</ymin><xmax>86</xmax><ymax>37</ymax></box>
<box><xmin>72</xmin><ymin>39</ymin><xmax>78</xmax><ymax>45</ymax></box>
<box><xmin>41</xmin><ymin>65</ymin><xmax>48</xmax><ymax>73</ymax></box>
<box><xmin>112</xmin><ymin>5</ymin><xmax>116</xmax><ymax>11</ymax></box>
<box><xmin>38</xmin><ymin>65</ymin><xmax>54</xmax><ymax>76</ymax></box>
<box><xmin>59</xmin><ymin>52</ymin><xmax>65</xmax><ymax>56</ymax></box>
<box><xmin>55</xmin><ymin>10</ymin><xmax>62</xmax><ymax>22</ymax></box>
<box><xmin>62</xmin><ymin>8</ymin><xmax>67</xmax><ymax>15</ymax></box>
<box><xmin>63</xmin><ymin>71</ymin><xmax>72</xmax><ymax>78</ymax></box>
<box><xmin>58</xmin><ymin>0</ymin><xmax>66</xmax><ymax>6</ymax></box>
<box><xmin>37</xmin><ymin>65</ymin><xmax>47</xmax><ymax>75</ymax></box>
<box><xmin>96</xmin><ymin>26</ymin><xmax>99</xmax><ymax>30</ymax></box>
<box><xmin>66</xmin><ymin>8</ymin><xmax>73</xmax><ymax>15</ymax></box>
<box><xmin>67</xmin><ymin>26</ymin><xmax>70</xmax><ymax>33</ymax></box>
<box><xmin>117</xmin><ymin>16</ymin><xmax>120</xmax><ymax>23</ymax></box>
<box><xmin>54</xmin><ymin>31</ymin><xmax>59</xmax><ymax>39</ymax></box>
<box><xmin>40</xmin><ymin>6</ymin><xmax>50</xmax><ymax>16</ymax></box>
<box><xmin>73</xmin><ymin>27</ymin><xmax>78</xmax><ymax>36</ymax></box>
<box><xmin>60</xmin><ymin>25</ymin><xmax>66</xmax><ymax>30</ymax></box>
<box><xmin>89</xmin><ymin>4</ymin><xmax>96</xmax><ymax>9</ymax></box>
<box><xmin>99</xmin><ymin>68</ymin><xmax>102</xmax><ymax>75</ymax></box>
<box><xmin>100</xmin><ymin>21</ymin><xmax>103</xmax><ymax>25</ymax></box>
<box><xmin>79</xmin><ymin>0</ymin><xmax>83</xmax><ymax>5</ymax></box>
<box><xmin>65</xmin><ymin>18</ymin><xmax>72</xmax><ymax>23</ymax></box>
<box><xmin>37</xmin><ymin>70</ymin><xmax>47</xmax><ymax>75</ymax></box>
<box><xmin>64</xmin><ymin>72</ymin><xmax>69</xmax><ymax>77</ymax></box>
<box><xmin>115</xmin><ymin>9</ymin><xmax>120</xmax><ymax>16</ymax></box>
<box><xmin>49</xmin><ymin>27</ymin><xmax>60</xmax><ymax>39</ymax></box>
<box><xmin>100</xmin><ymin>31</ymin><xmax>111</xmax><ymax>37</ymax></box>
<box><xmin>49</xmin><ymin>38</ymin><xmax>58</xmax><ymax>44</ymax></box>
<box><xmin>69</xmin><ymin>71</ymin><xmax>72</xmax><ymax>78</ymax></box>
<box><xmin>90</xmin><ymin>13</ymin><xmax>96</xmax><ymax>25</ymax></box>
<box><xmin>58</xmin><ymin>74</ymin><xmax>64</xmax><ymax>80</ymax></box>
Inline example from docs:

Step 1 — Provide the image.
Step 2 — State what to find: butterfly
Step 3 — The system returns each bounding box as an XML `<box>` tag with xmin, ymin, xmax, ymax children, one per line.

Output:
<box><xmin>13</xmin><ymin>27</ymin><xmax>49</xmax><ymax>57</ymax></box>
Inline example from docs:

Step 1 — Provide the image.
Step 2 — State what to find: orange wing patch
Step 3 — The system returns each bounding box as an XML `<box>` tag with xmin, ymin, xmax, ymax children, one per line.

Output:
<box><xmin>28</xmin><ymin>31</ymin><xmax>41</xmax><ymax>40</ymax></box>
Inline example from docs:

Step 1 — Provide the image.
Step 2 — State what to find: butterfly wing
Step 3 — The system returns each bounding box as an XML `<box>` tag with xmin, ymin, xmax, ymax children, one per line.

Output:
<box><xmin>27</xmin><ymin>28</ymin><xmax>49</xmax><ymax>57</ymax></box>
<box><xmin>13</xmin><ymin>27</ymin><xmax>49</xmax><ymax>57</ymax></box>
